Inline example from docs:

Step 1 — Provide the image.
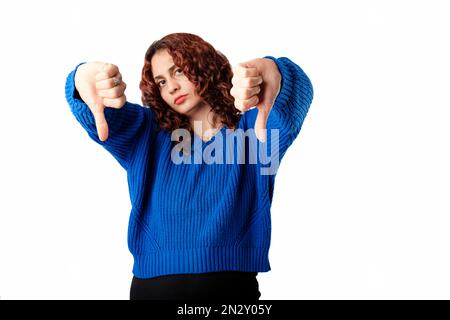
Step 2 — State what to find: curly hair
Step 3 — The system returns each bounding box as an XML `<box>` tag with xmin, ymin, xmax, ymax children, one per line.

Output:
<box><xmin>139</xmin><ymin>33</ymin><xmax>241</xmax><ymax>142</ymax></box>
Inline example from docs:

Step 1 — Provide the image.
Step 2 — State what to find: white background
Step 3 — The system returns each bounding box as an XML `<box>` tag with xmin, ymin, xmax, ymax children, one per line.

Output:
<box><xmin>0</xmin><ymin>0</ymin><xmax>449</xmax><ymax>300</ymax></box>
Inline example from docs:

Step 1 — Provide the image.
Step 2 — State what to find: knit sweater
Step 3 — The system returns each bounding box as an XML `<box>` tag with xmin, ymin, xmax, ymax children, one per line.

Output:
<box><xmin>64</xmin><ymin>56</ymin><xmax>314</xmax><ymax>279</ymax></box>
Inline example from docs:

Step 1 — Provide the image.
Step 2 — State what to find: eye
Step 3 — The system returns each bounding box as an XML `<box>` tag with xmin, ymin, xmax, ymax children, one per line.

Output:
<box><xmin>175</xmin><ymin>68</ymin><xmax>183</xmax><ymax>75</ymax></box>
<box><xmin>157</xmin><ymin>80</ymin><xmax>165</xmax><ymax>87</ymax></box>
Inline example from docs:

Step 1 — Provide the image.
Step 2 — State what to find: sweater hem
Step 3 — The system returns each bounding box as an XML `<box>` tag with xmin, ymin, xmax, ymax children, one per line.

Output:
<box><xmin>131</xmin><ymin>246</ymin><xmax>271</xmax><ymax>279</ymax></box>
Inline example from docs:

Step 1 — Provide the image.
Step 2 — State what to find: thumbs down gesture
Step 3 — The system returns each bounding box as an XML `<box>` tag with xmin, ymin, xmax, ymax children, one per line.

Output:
<box><xmin>74</xmin><ymin>62</ymin><xmax>127</xmax><ymax>141</ymax></box>
<box><xmin>230</xmin><ymin>58</ymin><xmax>281</xmax><ymax>142</ymax></box>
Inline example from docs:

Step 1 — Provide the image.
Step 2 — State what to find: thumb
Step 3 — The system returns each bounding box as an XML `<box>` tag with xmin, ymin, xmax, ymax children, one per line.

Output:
<box><xmin>254</xmin><ymin>108</ymin><xmax>268</xmax><ymax>143</ymax></box>
<box><xmin>254</xmin><ymin>79</ymin><xmax>273</xmax><ymax>143</ymax></box>
<box><xmin>254</xmin><ymin>73</ymin><xmax>279</xmax><ymax>143</ymax></box>
<box><xmin>92</xmin><ymin>100</ymin><xmax>109</xmax><ymax>142</ymax></box>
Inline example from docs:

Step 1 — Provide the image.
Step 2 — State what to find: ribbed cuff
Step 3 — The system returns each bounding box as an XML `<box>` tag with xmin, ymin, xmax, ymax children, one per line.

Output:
<box><xmin>65</xmin><ymin>62</ymin><xmax>88</xmax><ymax>114</ymax></box>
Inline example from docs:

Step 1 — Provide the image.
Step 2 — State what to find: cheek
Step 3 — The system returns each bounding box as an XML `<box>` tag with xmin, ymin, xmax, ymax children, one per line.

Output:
<box><xmin>160</xmin><ymin>90</ymin><xmax>171</xmax><ymax>105</ymax></box>
<box><xmin>182</xmin><ymin>79</ymin><xmax>197</xmax><ymax>94</ymax></box>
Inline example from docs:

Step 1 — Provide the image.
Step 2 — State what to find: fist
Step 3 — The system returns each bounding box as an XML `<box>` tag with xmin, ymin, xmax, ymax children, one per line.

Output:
<box><xmin>74</xmin><ymin>62</ymin><xmax>127</xmax><ymax>141</ymax></box>
<box><xmin>230</xmin><ymin>65</ymin><xmax>263</xmax><ymax>112</ymax></box>
<box><xmin>231</xmin><ymin>58</ymin><xmax>281</xmax><ymax>142</ymax></box>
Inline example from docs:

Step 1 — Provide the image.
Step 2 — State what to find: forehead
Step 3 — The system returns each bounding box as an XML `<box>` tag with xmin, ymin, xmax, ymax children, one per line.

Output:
<box><xmin>151</xmin><ymin>50</ymin><xmax>174</xmax><ymax>74</ymax></box>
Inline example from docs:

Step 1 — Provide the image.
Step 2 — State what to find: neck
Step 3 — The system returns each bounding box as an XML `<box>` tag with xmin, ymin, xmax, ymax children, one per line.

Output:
<box><xmin>187</xmin><ymin>101</ymin><xmax>222</xmax><ymax>140</ymax></box>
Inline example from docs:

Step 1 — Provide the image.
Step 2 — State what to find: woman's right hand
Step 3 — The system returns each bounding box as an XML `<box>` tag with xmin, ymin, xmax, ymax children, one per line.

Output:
<box><xmin>74</xmin><ymin>62</ymin><xmax>127</xmax><ymax>141</ymax></box>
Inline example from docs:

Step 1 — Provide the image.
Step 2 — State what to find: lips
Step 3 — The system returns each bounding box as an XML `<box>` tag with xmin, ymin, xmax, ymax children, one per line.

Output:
<box><xmin>174</xmin><ymin>95</ymin><xmax>187</xmax><ymax>105</ymax></box>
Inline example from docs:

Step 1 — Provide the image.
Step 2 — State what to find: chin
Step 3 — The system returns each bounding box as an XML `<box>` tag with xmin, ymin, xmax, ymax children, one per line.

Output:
<box><xmin>171</xmin><ymin>97</ymin><xmax>202</xmax><ymax>115</ymax></box>
<box><xmin>177</xmin><ymin>103</ymin><xmax>197</xmax><ymax>116</ymax></box>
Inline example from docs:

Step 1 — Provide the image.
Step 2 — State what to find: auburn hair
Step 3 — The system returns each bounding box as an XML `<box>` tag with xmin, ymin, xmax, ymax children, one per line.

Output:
<box><xmin>140</xmin><ymin>33</ymin><xmax>241</xmax><ymax>142</ymax></box>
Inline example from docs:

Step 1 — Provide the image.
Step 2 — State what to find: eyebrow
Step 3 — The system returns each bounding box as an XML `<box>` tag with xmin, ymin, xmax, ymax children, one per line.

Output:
<box><xmin>154</xmin><ymin>64</ymin><xmax>177</xmax><ymax>81</ymax></box>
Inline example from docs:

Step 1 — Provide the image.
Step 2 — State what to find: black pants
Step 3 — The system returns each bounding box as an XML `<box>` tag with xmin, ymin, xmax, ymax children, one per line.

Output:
<box><xmin>130</xmin><ymin>271</ymin><xmax>261</xmax><ymax>301</ymax></box>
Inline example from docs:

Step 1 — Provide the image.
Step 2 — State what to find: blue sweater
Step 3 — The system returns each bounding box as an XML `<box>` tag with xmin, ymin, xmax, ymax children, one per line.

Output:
<box><xmin>65</xmin><ymin>56</ymin><xmax>313</xmax><ymax>279</ymax></box>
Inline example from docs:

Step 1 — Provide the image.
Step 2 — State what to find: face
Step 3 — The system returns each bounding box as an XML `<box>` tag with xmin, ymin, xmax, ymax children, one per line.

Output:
<box><xmin>151</xmin><ymin>49</ymin><xmax>205</xmax><ymax>116</ymax></box>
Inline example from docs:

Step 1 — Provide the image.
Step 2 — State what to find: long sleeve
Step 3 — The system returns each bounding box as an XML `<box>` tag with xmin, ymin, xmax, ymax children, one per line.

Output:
<box><xmin>65</xmin><ymin>62</ymin><xmax>152</xmax><ymax>171</ymax></box>
<box><xmin>262</xmin><ymin>56</ymin><xmax>314</xmax><ymax>161</ymax></box>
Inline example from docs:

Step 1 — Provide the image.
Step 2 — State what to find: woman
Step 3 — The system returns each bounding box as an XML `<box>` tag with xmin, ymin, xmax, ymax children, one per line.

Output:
<box><xmin>65</xmin><ymin>33</ymin><xmax>313</xmax><ymax>300</ymax></box>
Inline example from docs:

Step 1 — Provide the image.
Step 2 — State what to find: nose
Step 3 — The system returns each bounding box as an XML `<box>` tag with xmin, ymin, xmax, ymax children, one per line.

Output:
<box><xmin>167</xmin><ymin>78</ymin><xmax>180</xmax><ymax>94</ymax></box>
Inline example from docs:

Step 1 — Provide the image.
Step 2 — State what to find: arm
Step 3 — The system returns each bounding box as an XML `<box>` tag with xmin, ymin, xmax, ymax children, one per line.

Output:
<box><xmin>65</xmin><ymin>62</ymin><xmax>152</xmax><ymax>171</ymax></box>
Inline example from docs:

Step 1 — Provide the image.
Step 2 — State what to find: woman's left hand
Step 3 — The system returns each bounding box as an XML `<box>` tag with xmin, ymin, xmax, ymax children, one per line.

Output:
<box><xmin>231</xmin><ymin>58</ymin><xmax>281</xmax><ymax>142</ymax></box>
